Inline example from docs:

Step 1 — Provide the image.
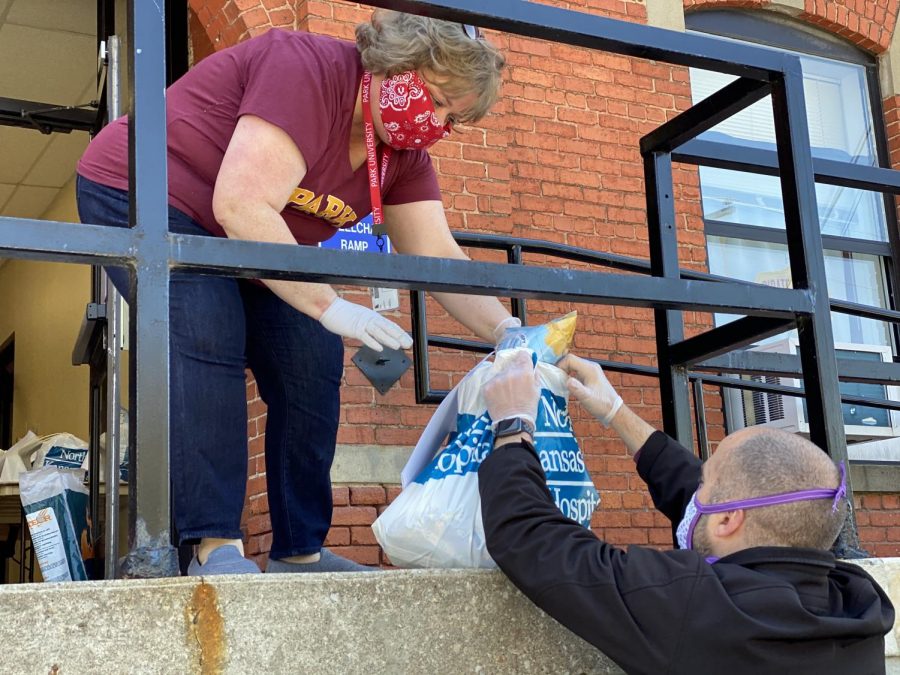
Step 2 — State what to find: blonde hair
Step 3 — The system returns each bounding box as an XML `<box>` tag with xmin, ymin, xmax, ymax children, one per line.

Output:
<box><xmin>355</xmin><ymin>10</ymin><xmax>505</xmax><ymax>124</ymax></box>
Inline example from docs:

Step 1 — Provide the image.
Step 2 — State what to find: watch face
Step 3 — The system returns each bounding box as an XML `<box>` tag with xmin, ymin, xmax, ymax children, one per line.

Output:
<box><xmin>495</xmin><ymin>417</ymin><xmax>534</xmax><ymax>438</ymax></box>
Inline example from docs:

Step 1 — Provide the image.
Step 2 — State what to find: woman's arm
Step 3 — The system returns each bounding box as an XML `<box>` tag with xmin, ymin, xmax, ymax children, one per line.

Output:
<box><xmin>383</xmin><ymin>199</ymin><xmax>512</xmax><ymax>342</ymax></box>
<box><xmin>212</xmin><ymin>115</ymin><xmax>411</xmax><ymax>351</ymax></box>
<box><xmin>212</xmin><ymin>114</ymin><xmax>337</xmax><ymax>317</ymax></box>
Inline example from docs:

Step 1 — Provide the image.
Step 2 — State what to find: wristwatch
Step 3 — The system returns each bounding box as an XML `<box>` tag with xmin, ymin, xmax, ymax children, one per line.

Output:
<box><xmin>494</xmin><ymin>416</ymin><xmax>536</xmax><ymax>451</ymax></box>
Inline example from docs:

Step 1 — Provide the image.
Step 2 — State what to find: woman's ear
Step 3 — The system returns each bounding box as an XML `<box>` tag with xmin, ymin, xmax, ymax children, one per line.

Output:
<box><xmin>371</xmin><ymin>8</ymin><xmax>387</xmax><ymax>31</ymax></box>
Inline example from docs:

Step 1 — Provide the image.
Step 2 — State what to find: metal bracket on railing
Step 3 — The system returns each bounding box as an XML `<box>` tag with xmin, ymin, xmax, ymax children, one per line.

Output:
<box><xmin>352</xmin><ymin>346</ymin><xmax>411</xmax><ymax>395</ymax></box>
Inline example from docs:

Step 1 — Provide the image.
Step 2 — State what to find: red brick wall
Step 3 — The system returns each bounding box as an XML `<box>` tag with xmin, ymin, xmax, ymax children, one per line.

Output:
<box><xmin>243</xmin><ymin>376</ymin><xmax>271</xmax><ymax>560</ymax></box>
<box><xmin>857</xmin><ymin>494</ymin><xmax>900</xmax><ymax>558</ymax></box>
<box><xmin>867</xmin><ymin>89</ymin><xmax>900</xmax><ymax>559</ymax></box>
<box><xmin>187</xmin><ymin>0</ymin><xmax>900</xmax><ymax>566</ymax></box>
<box><xmin>190</xmin><ymin>0</ymin><xmax>295</xmax><ymax>49</ymax></box>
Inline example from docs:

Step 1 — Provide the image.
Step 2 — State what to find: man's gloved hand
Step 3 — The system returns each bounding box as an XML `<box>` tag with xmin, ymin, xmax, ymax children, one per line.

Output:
<box><xmin>492</xmin><ymin>316</ymin><xmax>525</xmax><ymax>351</ymax></box>
<box><xmin>558</xmin><ymin>353</ymin><xmax>623</xmax><ymax>426</ymax></box>
<box><xmin>484</xmin><ymin>349</ymin><xmax>540</xmax><ymax>428</ymax></box>
<box><xmin>318</xmin><ymin>297</ymin><xmax>413</xmax><ymax>352</ymax></box>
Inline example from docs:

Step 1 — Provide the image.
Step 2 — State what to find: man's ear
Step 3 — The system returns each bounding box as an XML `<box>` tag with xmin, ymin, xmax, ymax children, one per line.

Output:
<box><xmin>711</xmin><ymin>509</ymin><xmax>745</xmax><ymax>539</ymax></box>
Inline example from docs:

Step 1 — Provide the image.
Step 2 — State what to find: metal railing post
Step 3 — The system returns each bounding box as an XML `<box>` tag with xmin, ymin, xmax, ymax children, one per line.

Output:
<box><xmin>645</xmin><ymin>151</ymin><xmax>693</xmax><ymax>447</ymax></box>
<box><xmin>119</xmin><ymin>0</ymin><xmax>178</xmax><ymax>578</ymax></box>
<box><xmin>104</xmin><ymin>34</ymin><xmax>124</xmax><ymax>580</ymax></box>
<box><xmin>771</xmin><ymin>59</ymin><xmax>862</xmax><ymax>556</ymax></box>
<box><xmin>692</xmin><ymin>380</ymin><xmax>711</xmax><ymax>461</ymax></box>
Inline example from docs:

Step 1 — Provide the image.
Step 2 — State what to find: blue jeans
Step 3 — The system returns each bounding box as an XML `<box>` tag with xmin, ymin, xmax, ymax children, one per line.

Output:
<box><xmin>76</xmin><ymin>176</ymin><xmax>343</xmax><ymax>558</ymax></box>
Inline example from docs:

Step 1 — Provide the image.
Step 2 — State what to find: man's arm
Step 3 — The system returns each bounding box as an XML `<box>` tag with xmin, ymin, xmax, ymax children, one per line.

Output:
<box><xmin>479</xmin><ymin>439</ymin><xmax>702</xmax><ymax>672</ymax></box>
<box><xmin>558</xmin><ymin>354</ymin><xmax>701</xmax><ymax>525</ymax></box>
<box><xmin>633</xmin><ymin>429</ymin><xmax>702</xmax><ymax>526</ymax></box>
<box><xmin>607</xmin><ymin>403</ymin><xmax>655</xmax><ymax>457</ymax></box>
<box><xmin>478</xmin><ymin>352</ymin><xmax>708</xmax><ymax>671</ymax></box>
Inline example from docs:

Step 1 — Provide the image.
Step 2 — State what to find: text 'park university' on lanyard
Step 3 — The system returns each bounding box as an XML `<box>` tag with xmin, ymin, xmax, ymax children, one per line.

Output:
<box><xmin>361</xmin><ymin>71</ymin><xmax>391</xmax><ymax>247</ymax></box>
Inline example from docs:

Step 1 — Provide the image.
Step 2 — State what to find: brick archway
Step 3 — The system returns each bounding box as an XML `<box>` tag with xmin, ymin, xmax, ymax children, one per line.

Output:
<box><xmin>684</xmin><ymin>0</ymin><xmax>900</xmax><ymax>53</ymax></box>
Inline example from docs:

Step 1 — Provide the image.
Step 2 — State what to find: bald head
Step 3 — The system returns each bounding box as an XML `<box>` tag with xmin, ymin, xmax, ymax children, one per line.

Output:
<box><xmin>705</xmin><ymin>427</ymin><xmax>847</xmax><ymax>550</ymax></box>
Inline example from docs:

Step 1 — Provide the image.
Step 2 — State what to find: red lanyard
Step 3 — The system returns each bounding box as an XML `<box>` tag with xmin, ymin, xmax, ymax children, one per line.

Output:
<box><xmin>361</xmin><ymin>71</ymin><xmax>392</xmax><ymax>228</ymax></box>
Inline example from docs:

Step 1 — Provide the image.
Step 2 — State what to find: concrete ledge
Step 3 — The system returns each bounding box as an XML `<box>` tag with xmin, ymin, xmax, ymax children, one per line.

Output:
<box><xmin>855</xmin><ymin>558</ymin><xmax>900</xmax><ymax>669</ymax></box>
<box><xmin>0</xmin><ymin>570</ymin><xmax>619</xmax><ymax>674</ymax></box>
<box><xmin>0</xmin><ymin>561</ymin><xmax>896</xmax><ymax>673</ymax></box>
<box><xmin>851</xmin><ymin>462</ymin><xmax>900</xmax><ymax>493</ymax></box>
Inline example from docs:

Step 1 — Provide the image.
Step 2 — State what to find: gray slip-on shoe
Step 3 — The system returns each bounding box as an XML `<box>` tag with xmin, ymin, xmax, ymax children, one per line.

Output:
<box><xmin>186</xmin><ymin>544</ymin><xmax>262</xmax><ymax>576</ymax></box>
<box><xmin>266</xmin><ymin>549</ymin><xmax>378</xmax><ymax>573</ymax></box>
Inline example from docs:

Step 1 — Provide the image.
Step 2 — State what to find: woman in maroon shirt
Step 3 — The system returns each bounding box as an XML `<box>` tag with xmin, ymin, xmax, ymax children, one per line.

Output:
<box><xmin>76</xmin><ymin>10</ymin><xmax>519</xmax><ymax>575</ymax></box>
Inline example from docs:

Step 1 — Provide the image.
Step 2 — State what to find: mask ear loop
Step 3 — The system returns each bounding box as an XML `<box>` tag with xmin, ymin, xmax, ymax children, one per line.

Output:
<box><xmin>832</xmin><ymin>462</ymin><xmax>847</xmax><ymax>513</ymax></box>
<box><xmin>688</xmin><ymin>462</ymin><xmax>846</xmax><ymax>559</ymax></box>
<box><xmin>678</xmin><ymin>495</ymin><xmax>703</xmax><ymax>550</ymax></box>
<box><xmin>686</xmin><ymin>503</ymin><xmax>702</xmax><ymax>549</ymax></box>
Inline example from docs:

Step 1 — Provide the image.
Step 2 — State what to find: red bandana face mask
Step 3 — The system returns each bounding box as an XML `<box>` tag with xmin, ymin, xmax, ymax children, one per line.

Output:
<box><xmin>377</xmin><ymin>70</ymin><xmax>451</xmax><ymax>150</ymax></box>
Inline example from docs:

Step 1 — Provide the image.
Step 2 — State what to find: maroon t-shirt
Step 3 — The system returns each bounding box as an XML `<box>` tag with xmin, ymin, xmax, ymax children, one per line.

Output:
<box><xmin>78</xmin><ymin>29</ymin><xmax>441</xmax><ymax>245</ymax></box>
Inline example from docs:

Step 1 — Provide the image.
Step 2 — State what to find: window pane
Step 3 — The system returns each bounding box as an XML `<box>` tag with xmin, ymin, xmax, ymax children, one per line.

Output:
<box><xmin>691</xmin><ymin>56</ymin><xmax>878</xmax><ymax>163</ymax></box>
<box><xmin>699</xmin><ymin>167</ymin><xmax>888</xmax><ymax>241</ymax></box>
<box><xmin>707</xmin><ymin>236</ymin><xmax>892</xmax><ymax>347</ymax></box>
<box><xmin>691</xmin><ymin>54</ymin><xmax>888</xmax><ymax>242</ymax></box>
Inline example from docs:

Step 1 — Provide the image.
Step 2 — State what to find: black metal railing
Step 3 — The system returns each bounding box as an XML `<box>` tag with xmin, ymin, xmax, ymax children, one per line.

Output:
<box><xmin>2</xmin><ymin>0</ymin><xmax>898</xmax><ymax>573</ymax></box>
<box><xmin>414</xmin><ymin>234</ymin><xmax>900</xmax><ymax>399</ymax></box>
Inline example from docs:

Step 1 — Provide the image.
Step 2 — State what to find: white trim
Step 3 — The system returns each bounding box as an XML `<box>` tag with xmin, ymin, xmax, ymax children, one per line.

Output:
<box><xmin>848</xmin><ymin>436</ymin><xmax>900</xmax><ymax>463</ymax></box>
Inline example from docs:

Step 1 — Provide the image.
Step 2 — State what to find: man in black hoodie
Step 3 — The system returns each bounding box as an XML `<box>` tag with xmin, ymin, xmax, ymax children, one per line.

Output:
<box><xmin>479</xmin><ymin>350</ymin><xmax>895</xmax><ymax>675</ymax></box>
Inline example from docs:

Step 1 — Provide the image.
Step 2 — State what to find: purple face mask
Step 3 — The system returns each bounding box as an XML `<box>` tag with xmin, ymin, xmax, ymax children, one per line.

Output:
<box><xmin>676</xmin><ymin>462</ymin><xmax>847</xmax><ymax>562</ymax></box>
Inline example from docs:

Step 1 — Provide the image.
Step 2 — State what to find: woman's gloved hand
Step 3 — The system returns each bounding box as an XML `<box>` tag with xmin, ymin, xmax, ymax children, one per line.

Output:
<box><xmin>318</xmin><ymin>297</ymin><xmax>413</xmax><ymax>352</ymax></box>
<box><xmin>492</xmin><ymin>316</ymin><xmax>525</xmax><ymax>350</ymax></box>
<box><xmin>557</xmin><ymin>353</ymin><xmax>623</xmax><ymax>426</ymax></box>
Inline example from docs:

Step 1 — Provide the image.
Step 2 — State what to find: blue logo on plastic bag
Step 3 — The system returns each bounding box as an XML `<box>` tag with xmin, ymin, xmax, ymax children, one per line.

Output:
<box><xmin>414</xmin><ymin>413</ymin><xmax>494</xmax><ymax>483</ymax></box>
<box><xmin>534</xmin><ymin>391</ymin><xmax>585</xmax><ymax>475</ymax></box>
<box><xmin>42</xmin><ymin>446</ymin><xmax>87</xmax><ymax>470</ymax></box>
<box><xmin>414</xmin><ymin>386</ymin><xmax>601</xmax><ymax>528</ymax></box>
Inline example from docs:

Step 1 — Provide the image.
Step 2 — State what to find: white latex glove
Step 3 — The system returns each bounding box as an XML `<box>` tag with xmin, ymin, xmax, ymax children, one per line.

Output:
<box><xmin>558</xmin><ymin>353</ymin><xmax>623</xmax><ymax>426</ymax></box>
<box><xmin>318</xmin><ymin>297</ymin><xmax>413</xmax><ymax>352</ymax></box>
<box><xmin>492</xmin><ymin>316</ymin><xmax>524</xmax><ymax>350</ymax></box>
<box><xmin>483</xmin><ymin>349</ymin><xmax>540</xmax><ymax>428</ymax></box>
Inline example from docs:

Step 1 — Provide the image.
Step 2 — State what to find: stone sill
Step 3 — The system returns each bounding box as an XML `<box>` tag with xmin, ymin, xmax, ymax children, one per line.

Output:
<box><xmin>0</xmin><ymin>561</ymin><xmax>895</xmax><ymax>672</ymax></box>
<box><xmin>332</xmin><ymin>444</ymin><xmax>900</xmax><ymax>494</ymax></box>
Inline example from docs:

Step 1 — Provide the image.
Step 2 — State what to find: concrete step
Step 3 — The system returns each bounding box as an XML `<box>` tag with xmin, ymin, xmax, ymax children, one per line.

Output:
<box><xmin>0</xmin><ymin>569</ymin><xmax>618</xmax><ymax>674</ymax></box>
<box><xmin>0</xmin><ymin>560</ymin><xmax>896</xmax><ymax>674</ymax></box>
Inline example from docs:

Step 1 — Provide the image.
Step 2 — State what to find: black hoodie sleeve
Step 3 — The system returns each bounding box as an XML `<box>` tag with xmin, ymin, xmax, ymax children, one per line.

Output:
<box><xmin>479</xmin><ymin>441</ymin><xmax>710</xmax><ymax>674</ymax></box>
<box><xmin>635</xmin><ymin>431</ymin><xmax>702</xmax><ymax>527</ymax></box>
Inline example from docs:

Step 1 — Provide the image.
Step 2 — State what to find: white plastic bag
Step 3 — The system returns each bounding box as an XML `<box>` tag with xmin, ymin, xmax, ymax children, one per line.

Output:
<box><xmin>373</xmin><ymin>348</ymin><xmax>600</xmax><ymax>568</ymax></box>
<box><xmin>19</xmin><ymin>466</ymin><xmax>92</xmax><ymax>582</ymax></box>
<box><xmin>99</xmin><ymin>406</ymin><xmax>129</xmax><ymax>482</ymax></box>
<box><xmin>33</xmin><ymin>433</ymin><xmax>89</xmax><ymax>472</ymax></box>
<box><xmin>0</xmin><ymin>431</ymin><xmax>41</xmax><ymax>483</ymax></box>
